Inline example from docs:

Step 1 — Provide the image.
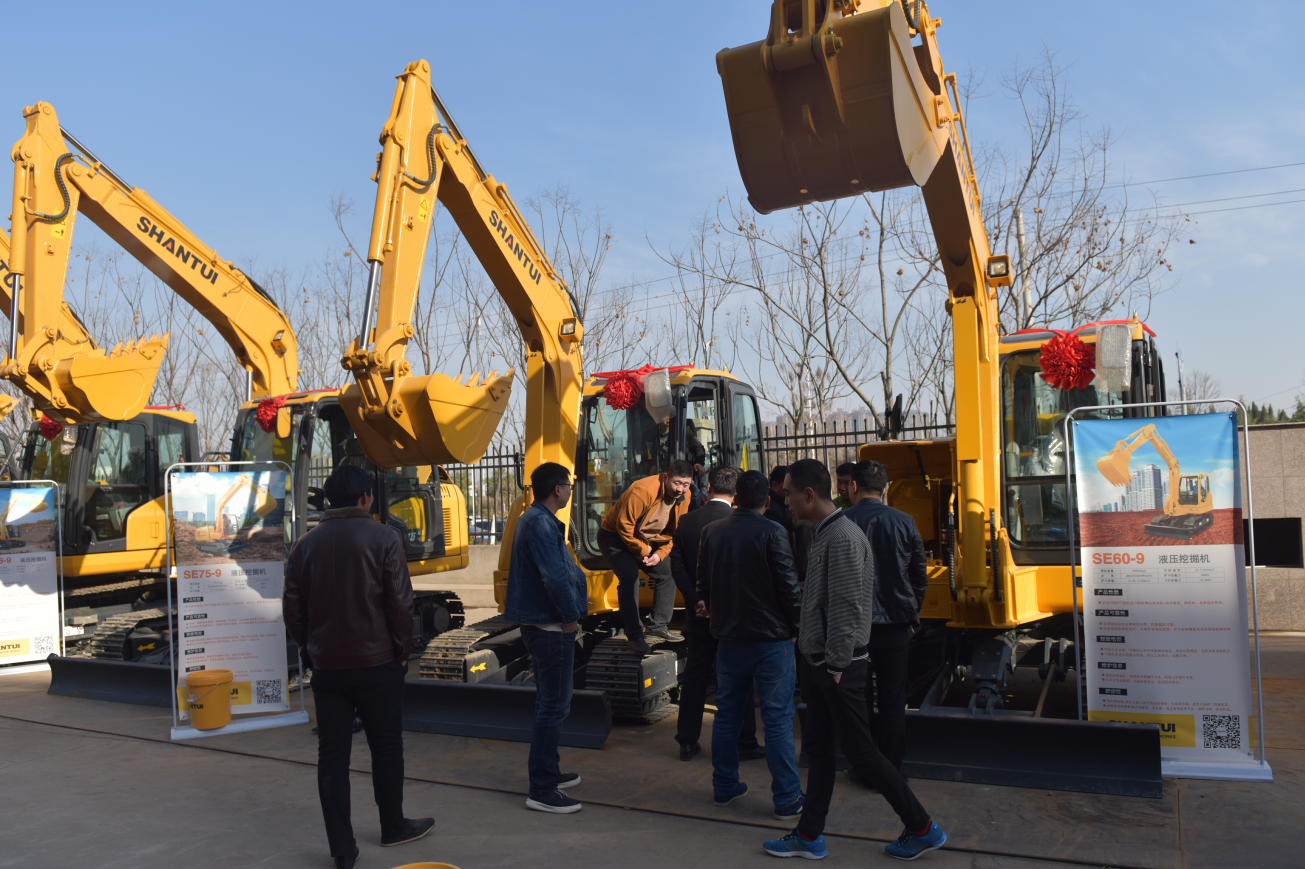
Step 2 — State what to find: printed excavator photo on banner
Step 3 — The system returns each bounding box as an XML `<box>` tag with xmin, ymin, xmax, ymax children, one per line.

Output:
<box><xmin>169</xmin><ymin>471</ymin><xmax>287</xmax><ymax>566</ymax></box>
<box><xmin>0</xmin><ymin>488</ymin><xmax>58</xmax><ymax>555</ymax></box>
<box><xmin>1073</xmin><ymin>412</ymin><xmax>1242</xmax><ymax>549</ymax></box>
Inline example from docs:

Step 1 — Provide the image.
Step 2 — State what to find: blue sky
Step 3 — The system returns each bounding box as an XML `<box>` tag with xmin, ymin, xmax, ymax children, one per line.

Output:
<box><xmin>6</xmin><ymin>1</ymin><xmax>1301</xmax><ymax>406</ymax></box>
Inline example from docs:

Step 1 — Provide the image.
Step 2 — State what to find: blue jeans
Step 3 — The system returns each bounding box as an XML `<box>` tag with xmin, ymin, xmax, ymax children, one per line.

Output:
<box><xmin>711</xmin><ymin>638</ymin><xmax>801</xmax><ymax>809</ymax></box>
<box><xmin>521</xmin><ymin>625</ymin><xmax>575</xmax><ymax>797</ymax></box>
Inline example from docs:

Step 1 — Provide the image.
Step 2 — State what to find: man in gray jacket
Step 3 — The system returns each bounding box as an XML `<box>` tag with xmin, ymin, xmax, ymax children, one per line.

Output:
<box><xmin>761</xmin><ymin>459</ymin><xmax>946</xmax><ymax>863</ymax></box>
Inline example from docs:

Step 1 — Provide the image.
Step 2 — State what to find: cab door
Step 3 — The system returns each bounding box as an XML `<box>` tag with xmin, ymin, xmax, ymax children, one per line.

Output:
<box><xmin>381</xmin><ymin>466</ymin><xmax>446</xmax><ymax>561</ymax></box>
<box><xmin>725</xmin><ymin>382</ymin><xmax>763</xmax><ymax>473</ymax></box>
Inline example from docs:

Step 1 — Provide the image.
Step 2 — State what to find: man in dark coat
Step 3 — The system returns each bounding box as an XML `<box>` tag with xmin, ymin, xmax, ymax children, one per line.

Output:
<box><xmin>284</xmin><ymin>465</ymin><xmax>433</xmax><ymax>869</ymax></box>
<box><xmin>670</xmin><ymin>466</ymin><xmax>761</xmax><ymax>761</ymax></box>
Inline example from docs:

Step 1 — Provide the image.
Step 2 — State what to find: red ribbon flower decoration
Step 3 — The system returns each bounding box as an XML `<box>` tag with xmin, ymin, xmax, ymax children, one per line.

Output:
<box><xmin>601</xmin><ymin>371</ymin><xmax>645</xmax><ymax>410</ymax></box>
<box><xmin>255</xmin><ymin>396</ymin><xmax>286</xmax><ymax>433</ymax></box>
<box><xmin>39</xmin><ymin>414</ymin><xmax>64</xmax><ymax>441</ymax></box>
<box><xmin>1039</xmin><ymin>332</ymin><xmax>1096</xmax><ymax>391</ymax></box>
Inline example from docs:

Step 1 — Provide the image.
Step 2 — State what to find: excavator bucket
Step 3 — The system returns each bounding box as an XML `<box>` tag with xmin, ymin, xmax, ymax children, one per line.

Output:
<box><xmin>1096</xmin><ymin>446</ymin><xmax>1134</xmax><ymax>487</ymax></box>
<box><xmin>716</xmin><ymin>0</ymin><xmax>950</xmax><ymax>214</ymax></box>
<box><xmin>52</xmin><ymin>334</ymin><xmax>171</xmax><ymax>422</ymax></box>
<box><xmin>340</xmin><ymin>369</ymin><xmax>515</xmax><ymax>470</ymax></box>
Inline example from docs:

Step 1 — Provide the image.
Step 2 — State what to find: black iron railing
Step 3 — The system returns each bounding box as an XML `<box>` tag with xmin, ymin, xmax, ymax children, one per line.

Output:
<box><xmin>442</xmin><ymin>447</ymin><xmax>524</xmax><ymax>544</ymax></box>
<box><xmin>760</xmin><ymin>416</ymin><xmax>955</xmax><ymax>475</ymax></box>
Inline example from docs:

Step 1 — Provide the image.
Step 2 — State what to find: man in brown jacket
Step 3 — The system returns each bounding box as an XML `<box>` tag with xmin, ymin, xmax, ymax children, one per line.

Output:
<box><xmin>597</xmin><ymin>459</ymin><xmax>694</xmax><ymax>654</ymax></box>
<box><xmin>284</xmin><ymin>465</ymin><xmax>432</xmax><ymax>869</ymax></box>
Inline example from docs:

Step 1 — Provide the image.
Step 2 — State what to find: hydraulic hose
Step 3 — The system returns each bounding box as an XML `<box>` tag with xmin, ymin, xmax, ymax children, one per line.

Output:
<box><xmin>404</xmin><ymin>125</ymin><xmax>440</xmax><ymax>188</ymax></box>
<box><xmin>900</xmin><ymin>0</ymin><xmax>923</xmax><ymax>30</ymax></box>
<box><xmin>31</xmin><ymin>153</ymin><xmax>76</xmax><ymax>223</ymax></box>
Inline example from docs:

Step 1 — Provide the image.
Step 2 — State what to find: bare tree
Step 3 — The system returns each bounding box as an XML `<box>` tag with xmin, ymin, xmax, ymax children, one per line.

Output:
<box><xmin>1183</xmin><ymin>368</ymin><xmax>1224</xmax><ymax>415</ymax></box>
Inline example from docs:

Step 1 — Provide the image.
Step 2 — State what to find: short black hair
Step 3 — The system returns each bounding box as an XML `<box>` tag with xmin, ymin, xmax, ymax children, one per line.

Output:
<box><xmin>531</xmin><ymin>461</ymin><xmax>571</xmax><ymax>498</ymax></box>
<box><xmin>836</xmin><ymin>462</ymin><xmax>856</xmax><ymax>477</ymax></box>
<box><xmin>324</xmin><ymin>465</ymin><xmax>372</xmax><ymax>509</ymax></box>
<box><xmin>735</xmin><ymin>470</ymin><xmax>770</xmax><ymax>510</ymax></box>
<box><xmin>852</xmin><ymin>460</ymin><xmax>888</xmax><ymax>494</ymax></box>
<box><xmin>707</xmin><ymin>466</ymin><xmax>740</xmax><ymax>496</ymax></box>
<box><xmin>787</xmin><ymin>458</ymin><xmax>832</xmax><ymax>503</ymax></box>
<box><xmin>769</xmin><ymin>465</ymin><xmax>788</xmax><ymax>486</ymax></box>
<box><xmin>667</xmin><ymin>459</ymin><xmax>695</xmax><ymax>480</ymax></box>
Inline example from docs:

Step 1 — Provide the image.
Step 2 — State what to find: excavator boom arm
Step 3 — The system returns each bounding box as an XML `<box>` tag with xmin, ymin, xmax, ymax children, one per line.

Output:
<box><xmin>4</xmin><ymin>101</ymin><xmax>298</xmax><ymax>425</ymax></box>
<box><xmin>341</xmin><ymin>60</ymin><xmax>582</xmax><ymax>495</ymax></box>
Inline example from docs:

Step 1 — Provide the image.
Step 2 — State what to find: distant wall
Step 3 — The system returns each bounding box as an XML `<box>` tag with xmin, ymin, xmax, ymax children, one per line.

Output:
<box><xmin>1242</xmin><ymin>423</ymin><xmax>1305</xmax><ymax>630</ymax></box>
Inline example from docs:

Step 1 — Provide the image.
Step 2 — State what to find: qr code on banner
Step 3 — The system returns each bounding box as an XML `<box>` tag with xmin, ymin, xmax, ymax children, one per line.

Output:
<box><xmin>32</xmin><ymin>636</ymin><xmax>55</xmax><ymax>655</ymax></box>
<box><xmin>1202</xmin><ymin>714</ymin><xmax>1241</xmax><ymax>749</ymax></box>
<box><xmin>254</xmin><ymin>679</ymin><xmax>283</xmax><ymax>705</ymax></box>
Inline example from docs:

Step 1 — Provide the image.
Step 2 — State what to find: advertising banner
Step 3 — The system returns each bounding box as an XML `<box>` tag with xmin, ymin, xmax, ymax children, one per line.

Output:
<box><xmin>0</xmin><ymin>486</ymin><xmax>60</xmax><ymax>667</ymax></box>
<box><xmin>1072</xmin><ymin>412</ymin><xmax>1259</xmax><ymax>776</ymax></box>
<box><xmin>170</xmin><ymin>470</ymin><xmax>290</xmax><ymax>719</ymax></box>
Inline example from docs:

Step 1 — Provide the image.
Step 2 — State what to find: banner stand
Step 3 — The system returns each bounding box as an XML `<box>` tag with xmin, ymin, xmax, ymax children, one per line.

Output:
<box><xmin>0</xmin><ymin>479</ymin><xmax>64</xmax><ymax>677</ymax></box>
<box><xmin>1065</xmin><ymin>398</ymin><xmax>1271</xmax><ymax>783</ymax></box>
<box><xmin>164</xmin><ymin>461</ymin><xmax>307</xmax><ymax>741</ymax></box>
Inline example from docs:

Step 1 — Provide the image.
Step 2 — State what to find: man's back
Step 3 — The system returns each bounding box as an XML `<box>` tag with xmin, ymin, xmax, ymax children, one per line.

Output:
<box><xmin>671</xmin><ymin>498</ymin><xmax>731</xmax><ymax>608</ymax></box>
<box><xmin>285</xmin><ymin>507</ymin><xmax>413</xmax><ymax>670</ymax></box>
<box><xmin>842</xmin><ymin>498</ymin><xmax>927</xmax><ymax>625</ymax></box>
<box><xmin>698</xmin><ymin>511</ymin><xmax>801</xmax><ymax>642</ymax></box>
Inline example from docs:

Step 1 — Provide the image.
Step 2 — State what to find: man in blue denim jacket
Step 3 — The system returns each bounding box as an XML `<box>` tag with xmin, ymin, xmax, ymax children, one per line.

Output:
<box><xmin>504</xmin><ymin>461</ymin><xmax>589</xmax><ymax>814</ymax></box>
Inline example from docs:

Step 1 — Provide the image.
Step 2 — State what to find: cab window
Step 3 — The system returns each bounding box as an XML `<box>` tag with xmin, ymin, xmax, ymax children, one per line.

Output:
<box><xmin>731</xmin><ymin>392</ymin><xmax>761</xmax><ymax>472</ymax></box>
<box><xmin>83</xmin><ymin>422</ymin><xmax>148</xmax><ymax>543</ymax></box>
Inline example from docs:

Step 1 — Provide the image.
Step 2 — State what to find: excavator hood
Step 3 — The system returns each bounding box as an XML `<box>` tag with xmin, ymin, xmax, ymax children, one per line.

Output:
<box><xmin>716</xmin><ymin>0</ymin><xmax>950</xmax><ymax>213</ymax></box>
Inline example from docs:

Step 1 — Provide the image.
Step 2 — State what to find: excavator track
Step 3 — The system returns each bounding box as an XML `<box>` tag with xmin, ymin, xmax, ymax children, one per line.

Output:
<box><xmin>412</xmin><ymin>590</ymin><xmax>466</xmax><ymax>649</ymax></box>
<box><xmin>417</xmin><ymin>616</ymin><xmax>516</xmax><ymax>681</ymax></box>
<box><xmin>585</xmin><ymin>637</ymin><xmax>676</xmax><ymax>724</ymax></box>
<box><xmin>85</xmin><ymin>608</ymin><xmax>171</xmax><ymax>660</ymax></box>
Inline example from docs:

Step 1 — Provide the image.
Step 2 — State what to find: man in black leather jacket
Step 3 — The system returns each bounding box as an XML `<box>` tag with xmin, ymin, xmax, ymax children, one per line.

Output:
<box><xmin>697</xmin><ymin>470</ymin><xmax>805</xmax><ymax>820</ymax></box>
<box><xmin>670</xmin><ymin>467</ymin><xmax>761</xmax><ymax>761</ymax></box>
<box><xmin>842</xmin><ymin>460</ymin><xmax>929</xmax><ymax>772</ymax></box>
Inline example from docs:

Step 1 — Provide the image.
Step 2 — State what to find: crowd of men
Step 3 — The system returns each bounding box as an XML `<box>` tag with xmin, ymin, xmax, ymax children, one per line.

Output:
<box><xmin>509</xmin><ymin>456</ymin><xmax>944</xmax><ymax>862</ymax></box>
<box><xmin>284</xmin><ymin>455</ymin><xmax>942</xmax><ymax>867</ymax></box>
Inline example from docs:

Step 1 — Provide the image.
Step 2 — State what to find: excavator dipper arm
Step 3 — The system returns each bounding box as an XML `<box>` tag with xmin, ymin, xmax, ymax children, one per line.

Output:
<box><xmin>341</xmin><ymin>60</ymin><xmax>582</xmax><ymax>495</ymax></box>
<box><xmin>4</xmin><ymin>101</ymin><xmax>298</xmax><ymax>425</ymax></box>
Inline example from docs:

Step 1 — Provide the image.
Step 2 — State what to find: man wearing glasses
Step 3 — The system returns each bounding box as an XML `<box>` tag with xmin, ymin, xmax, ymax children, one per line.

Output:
<box><xmin>504</xmin><ymin>462</ymin><xmax>590</xmax><ymax>814</ymax></box>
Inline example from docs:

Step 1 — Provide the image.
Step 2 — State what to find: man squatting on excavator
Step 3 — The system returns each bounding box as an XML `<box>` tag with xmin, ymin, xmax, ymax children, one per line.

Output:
<box><xmin>596</xmin><ymin>460</ymin><xmax>695</xmax><ymax>654</ymax></box>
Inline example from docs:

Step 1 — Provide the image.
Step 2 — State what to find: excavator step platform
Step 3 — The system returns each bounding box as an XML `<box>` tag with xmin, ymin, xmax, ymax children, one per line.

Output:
<box><xmin>584</xmin><ymin>638</ymin><xmax>678</xmax><ymax>724</ymax></box>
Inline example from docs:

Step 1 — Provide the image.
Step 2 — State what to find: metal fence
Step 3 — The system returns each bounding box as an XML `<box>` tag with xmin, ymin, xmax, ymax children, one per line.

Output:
<box><xmin>760</xmin><ymin>415</ymin><xmax>955</xmax><ymax>475</ymax></box>
<box><xmin>442</xmin><ymin>447</ymin><xmax>523</xmax><ymax>544</ymax></box>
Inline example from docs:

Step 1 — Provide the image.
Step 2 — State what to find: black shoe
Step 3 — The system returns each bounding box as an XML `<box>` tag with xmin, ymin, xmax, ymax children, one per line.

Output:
<box><xmin>352</xmin><ymin>716</ymin><xmax>363</xmax><ymax>734</ymax></box>
<box><xmin>526</xmin><ymin>789</ymin><xmax>582</xmax><ymax>813</ymax></box>
<box><xmin>557</xmin><ymin>772</ymin><xmax>582</xmax><ymax>789</ymax></box>
<box><xmin>646</xmin><ymin>626</ymin><xmax>684</xmax><ymax>642</ymax></box>
<box><xmin>737</xmin><ymin>744</ymin><xmax>767</xmax><ymax>761</ymax></box>
<box><xmin>680</xmin><ymin>741</ymin><xmax>701</xmax><ymax>761</ymax></box>
<box><xmin>629</xmin><ymin>639</ymin><xmax>653</xmax><ymax>656</ymax></box>
<box><xmin>380</xmin><ymin>817</ymin><xmax>434</xmax><ymax>847</ymax></box>
<box><xmin>333</xmin><ymin>847</ymin><xmax>359</xmax><ymax>869</ymax></box>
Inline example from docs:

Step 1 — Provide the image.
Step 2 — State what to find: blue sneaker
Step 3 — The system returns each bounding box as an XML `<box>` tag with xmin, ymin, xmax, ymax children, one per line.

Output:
<box><xmin>773</xmin><ymin>793</ymin><xmax>806</xmax><ymax>821</ymax></box>
<box><xmin>713</xmin><ymin>781</ymin><xmax>748</xmax><ymax>806</ymax></box>
<box><xmin>885</xmin><ymin>821</ymin><xmax>946</xmax><ymax>860</ymax></box>
<box><xmin>763</xmin><ymin>831</ymin><xmax>827</xmax><ymax>860</ymax></box>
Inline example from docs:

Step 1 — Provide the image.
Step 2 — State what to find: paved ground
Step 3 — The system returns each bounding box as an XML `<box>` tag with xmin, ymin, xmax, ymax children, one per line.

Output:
<box><xmin>0</xmin><ymin>634</ymin><xmax>1300</xmax><ymax>869</ymax></box>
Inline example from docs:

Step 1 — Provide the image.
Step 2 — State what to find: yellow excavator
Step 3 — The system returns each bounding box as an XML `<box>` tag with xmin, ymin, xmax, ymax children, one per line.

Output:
<box><xmin>321</xmin><ymin>60</ymin><xmax>766</xmax><ymax>740</ymax></box>
<box><xmin>718</xmin><ymin>0</ymin><xmax>1166</xmax><ymax>795</ymax></box>
<box><xmin>1097</xmin><ymin>423</ymin><xmax>1214</xmax><ymax>538</ymax></box>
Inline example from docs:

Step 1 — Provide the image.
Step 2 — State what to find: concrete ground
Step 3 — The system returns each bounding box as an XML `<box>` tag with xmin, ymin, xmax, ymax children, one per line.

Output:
<box><xmin>1</xmin><ymin>634</ymin><xmax>1301</xmax><ymax>869</ymax></box>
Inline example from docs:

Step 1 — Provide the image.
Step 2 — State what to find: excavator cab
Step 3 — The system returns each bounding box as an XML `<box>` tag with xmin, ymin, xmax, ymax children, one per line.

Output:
<box><xmin>573</xmin><ymin>369</ymin><xmax>761</xmax><ymax>570</ymax></box>
<box><xmin>229</xmin><ymin>392</ymin><xmax>468</xmax><ymax>576</ymax></box>
<box><xmin>999</xmin><ymin>324</ymin><xmax>1168</xmax><ymax>555</ymax></box>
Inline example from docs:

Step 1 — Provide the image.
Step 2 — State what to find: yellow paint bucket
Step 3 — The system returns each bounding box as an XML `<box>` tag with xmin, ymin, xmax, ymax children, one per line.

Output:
<box><xmin>185</xmin><ymin>669</ymin><xmax>234</xmax><ymax>730</ymax></box>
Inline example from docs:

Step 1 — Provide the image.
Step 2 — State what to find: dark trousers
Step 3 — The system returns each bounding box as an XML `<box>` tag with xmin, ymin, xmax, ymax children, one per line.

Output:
<box><xmin>868</xmin><ymin>623</ymin><xmax>912</xmax><ymax>771</ymax></box>
<box><xmin>675</xmin><ymin>615</ymin><xmax>758</xmax><ymax>749</ymax></box>
<box><xmin>312</xmin><ymin>661</ymin><xmax>406</xmax><ymax>858</ymax></box>
<box><xmin>598</xmin><ymin>528</ymin><xmax>674</xmax><ymax>645</ymax></box>
<box><xmin>521</xmin><ymin>625</ymin><xmax>576</xmax><ymax>797</ymax></box>
<box><xmin>797</xmin><ymin>656</ymin><xmax>929</xmax><ymax>838</ymax></box>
